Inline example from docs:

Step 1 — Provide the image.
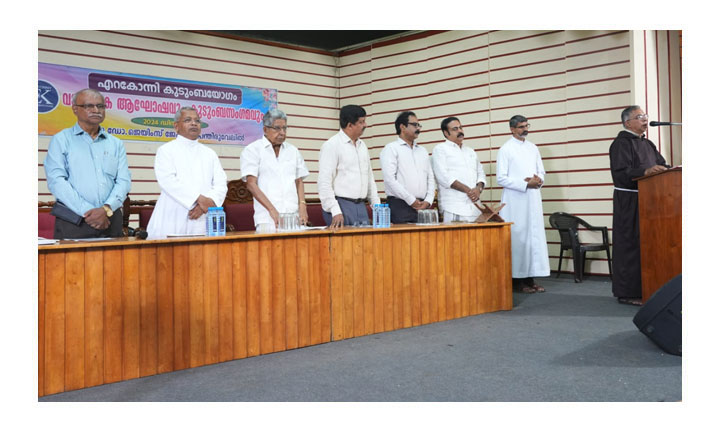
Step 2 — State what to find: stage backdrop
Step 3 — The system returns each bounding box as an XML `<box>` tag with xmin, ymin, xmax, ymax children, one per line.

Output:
<box><xmin>38</xmin><ymin>62</ymin><xmax>277</xmax><ymax>145</ymax></box>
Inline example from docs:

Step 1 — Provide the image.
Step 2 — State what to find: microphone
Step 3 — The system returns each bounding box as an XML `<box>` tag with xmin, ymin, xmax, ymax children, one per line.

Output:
<box><xmin>649</xmin><ymin>121</ymin><xmax>682</xmax><ymax>126</ymax></box>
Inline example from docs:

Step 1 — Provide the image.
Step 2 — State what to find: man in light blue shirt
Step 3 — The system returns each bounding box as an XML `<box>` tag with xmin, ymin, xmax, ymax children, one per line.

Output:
<box><xmin>44</xmin><ymin>88</ymin><xmax>131</xmax><ymax>238</ymax></box>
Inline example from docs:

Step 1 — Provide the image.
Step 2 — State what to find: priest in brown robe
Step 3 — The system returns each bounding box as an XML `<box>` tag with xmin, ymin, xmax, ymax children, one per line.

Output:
<box><xmin>609</xmin><ymin>106</ymin><xmax>670</xmax><ymax>305</ymax></box>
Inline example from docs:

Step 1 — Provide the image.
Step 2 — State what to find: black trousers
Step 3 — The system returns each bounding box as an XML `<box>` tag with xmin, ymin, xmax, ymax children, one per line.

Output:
<box><xmin>54</xmin><ymin>210</ymin><xmax>124</xmax><ymax>239</ymax></box>
<box><xmin>386</xmin><ymin>196</ymin><xmax>420</xmax><ymax>224</ymax></box>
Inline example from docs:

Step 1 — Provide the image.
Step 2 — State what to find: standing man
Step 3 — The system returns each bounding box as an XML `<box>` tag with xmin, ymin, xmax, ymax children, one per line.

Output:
<box><xmin>147</xmin><ymin>106</ymin><xmax>227</xmax><ymax>238</ymax></box>
<box><xmin>240</xmin><ymin>109</ymin><xmax>310</xmax><ymax>228</ymax></box>
<box><xmin>380</xmin><ymin>111</ymin><xmax>435</xmax><ymax>223</ymax></box>
<box><xmin>609</xmin><ymin>106</ymin><xmax>669</xmax><ymax>305</ymax></box>
<box><xmin>431</xmin><ymin>117</ymin><xmax>487</xmax><ymax>222</ymax></box>
<box><xmin>497</xmin><ymin>115</ymin><xmax>550</xmax><ymax>293</ymax></box>
<box><xmin>317</xmin><ymin>104</ymin><xmax>380</xmax><ymax>228</ymax></box>
<box><xmin>44</xmin><ymin>88</ymin><xmax>131</xmax><ymax>239</ymax></box>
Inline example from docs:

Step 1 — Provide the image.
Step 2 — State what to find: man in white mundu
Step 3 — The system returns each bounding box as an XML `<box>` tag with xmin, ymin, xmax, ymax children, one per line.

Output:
<box><xmin>431</xmin><ymin>116</ymin><xmax>487</xmax><ymax>222</ymax></box>
<box><xmin>496</xmin><ymin>115</ymin><xmax>550</xmax><ymax>293</ymax></box>
<box><xmin>147</xmin><ymin>106</ymin><xmax>228</xmax><ymax>238</ymax></box>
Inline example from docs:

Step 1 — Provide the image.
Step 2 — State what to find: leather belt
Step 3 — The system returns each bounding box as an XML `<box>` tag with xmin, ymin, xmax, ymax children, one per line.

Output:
<box><xmin>336</xmin><ymin>196</ymin><xmax>366</xmax><ymax>204</ymax></box>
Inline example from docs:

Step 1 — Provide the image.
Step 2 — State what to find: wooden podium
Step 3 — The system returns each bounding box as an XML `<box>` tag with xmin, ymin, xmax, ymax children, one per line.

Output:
<box><xmin>635</xmin><ymin>167</ymin><xmax>682</xmax><ymax>302</ymax></box>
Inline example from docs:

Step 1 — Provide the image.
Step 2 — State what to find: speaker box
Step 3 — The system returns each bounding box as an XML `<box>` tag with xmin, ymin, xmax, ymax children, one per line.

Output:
<box><xmin>633</xmin><ymin>274</ymin><xmax>682</xmax><ymax>356</ymax></box>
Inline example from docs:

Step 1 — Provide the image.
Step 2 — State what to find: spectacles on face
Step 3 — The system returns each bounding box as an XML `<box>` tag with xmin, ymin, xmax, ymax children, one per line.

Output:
<box><xmin>181</xmin><ymin>117</ymin><xmax>201</xmax><ymax>124</ymax></box>
<box><xmin>633</xmin><ymin>114</ymin><xmax>649</xmax><ymax>121</ymax></box>
<box><xmin>407</xmin><ymin>122</ymin><xmax>422</xmax><ymax>128</ymax></box>
<box><xmin>267</xmin><ymin>126</ymin><xmax>288</xmax><ymax>132</ymax></box>
<box><xmin>514</xmin><ymin>124</ymin><xmax>530</xmax><ymax>129</ymax></box>
<box><xmin>75</xmin><ymin>103</ymin><xmax>106</xmax><ymax>110</ymax></box>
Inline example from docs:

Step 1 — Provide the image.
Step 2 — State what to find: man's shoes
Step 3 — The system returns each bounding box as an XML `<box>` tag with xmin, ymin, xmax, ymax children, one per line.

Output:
<box><xmin>617</xmin><ymin>297</ymin><xmax>642</xmax><ymax>306</ymax></box>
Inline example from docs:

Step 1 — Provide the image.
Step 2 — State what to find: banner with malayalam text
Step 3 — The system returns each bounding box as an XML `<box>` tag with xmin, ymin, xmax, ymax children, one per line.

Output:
<box><xmin>38</xmin><ymin>62</ymin><xmax>277</xmax><ymax>145</ymax></box>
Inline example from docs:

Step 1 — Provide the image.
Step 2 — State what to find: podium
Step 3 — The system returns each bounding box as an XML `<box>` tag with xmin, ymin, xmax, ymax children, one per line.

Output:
<box><xmin>635</xmin><ymin>167</ymin><xmax>682</xmax><ymax>302</ymax></box>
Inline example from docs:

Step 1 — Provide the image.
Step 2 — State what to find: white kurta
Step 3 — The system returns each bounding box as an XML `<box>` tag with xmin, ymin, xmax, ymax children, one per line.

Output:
<box><xmin>147</xmin><ymin>135</ymin><xmax>228</xmax><ymax>238</ymax></box>
<box><xmin>496</xmin><ymin>136</ymin><xmax>550</xmax><ymax>278</ymax></box>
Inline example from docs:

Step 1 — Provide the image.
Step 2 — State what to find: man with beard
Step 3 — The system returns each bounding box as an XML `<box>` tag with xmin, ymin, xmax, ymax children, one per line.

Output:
<box><xmin>44</xmin><ymin>88</ymin><xmax>131</xmax><ymax>238</ymax></box>
<box><xmin>497</xmin><ymin>115</ymin><xmax>550</xmax><ymax>293</ymax></box>
<box><xmin>609</xmin><ymin>106</ymin><xmax>669</xmax><ymax>305</ymax></box>
<box><xmin>379</xmin><ymin>111</ymin><xmax>436</xmax><ymax>223</ymax></box>
<box><xmin>146</xmin><ymin>106</ymin><xmax>228</xmax><ymax>238</ymax></box>
<box><xmin>431</xmin><ymin>116</ymin><xmax>486</xmax><ymax>222</ymax></box>
<box><xmin>317</xmin><ymin>104</ymin><xmax>380</xmax><ymax>228</ymax></box>
<box><xmin>240</xmin><ymin>109</ymin><xmax>310</xmax><ymax>228</ymax></box>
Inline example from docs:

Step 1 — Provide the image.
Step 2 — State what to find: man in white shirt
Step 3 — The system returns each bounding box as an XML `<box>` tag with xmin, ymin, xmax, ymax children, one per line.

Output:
<box><xmin>317</xmin><ymin>104</ymin><xmax>380</xmax><ymax>228</ymax></box>
<box><xmin>431</xmin><ymin>116</ymin><xmax>486</xmax><ymax>222</ymax></box>
<box><xmin>240</xmin><ymin>109</ymin><xmax>310</xmax><ymax>228</ymax></box>
<box><xmin>497</xmin><ymin>115</ymin><xmax>550</xmax><ymax>293</ymax></box>
<box><xmin>147</xmin><ymin>107</ymin><xmax>228</xmax><ymax>238</ymax></box>
<box><xmin>380</xmin><ymin>111</ymin><xmax>435</xmax><ymax>223</ymax></box>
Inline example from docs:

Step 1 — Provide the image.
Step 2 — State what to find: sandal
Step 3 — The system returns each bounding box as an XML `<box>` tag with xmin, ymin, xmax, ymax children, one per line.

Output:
<box><xmin>513</xmin><ymin>285</ymin><xmax>537</xmax><ymax>294</ymax></box>
<box><xmin>617</xmin><ymin>297</ymin><xmax>642</xmax><ymax>306</ymax></box>
<box><xmin>532</xmin><ymin>284</ymin><xmax>546</xmax><ymax>293</ymax></box>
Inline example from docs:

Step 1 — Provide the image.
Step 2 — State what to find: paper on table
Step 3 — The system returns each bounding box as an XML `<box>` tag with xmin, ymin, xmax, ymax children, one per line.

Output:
<box><xmin>38</xmin><ymin>237</ymin><xmax>58</xmax><ymax>245</ymax></box>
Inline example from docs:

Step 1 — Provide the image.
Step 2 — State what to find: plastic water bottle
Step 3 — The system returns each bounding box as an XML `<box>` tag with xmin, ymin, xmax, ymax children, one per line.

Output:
<box><xmin>216</xmin><ymin>207</ymin><xmax>226</xmax><ymax>236</ymax></box>
<box><xmin>372</xmin><ymin>204</ymin><xmax>379</xmax><ymax>228</ymax></box>
<box><xmin>381</xmin><ymin>204</ymin><xmax>388</xmax><ymax>228</ymax></box>
<box><xmin>385</xmin><ymin>203</ymin><xmax>391</xmax><ymax>227</ymax></box>
<box><xmin>206</xmin><ymin>207</ymin><xmax>218</xmax><ymax>236</ymax></box>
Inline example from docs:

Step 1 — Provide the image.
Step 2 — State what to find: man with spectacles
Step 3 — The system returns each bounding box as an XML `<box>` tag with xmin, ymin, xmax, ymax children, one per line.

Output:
<box><xmin>497</xmin><ymin>115</ymin><xmax>550</xmax><ymax>294</ymax></box>
<box><xmin>609</xmin><ymin>106</ymin><xmax>669</xmax><ymax>306</ymax></box>
<box><xmin>44</xmin><ymin>88</ymin><xmax>131</xmax><ymax>238</ymax></box>
<box><xmin>146</xmin><ymin>106</ymin><xmax>227</xmax><ymax>238</ymax></box>
<box><xmin>240</xmin><ymin>109</ymin><xmax>309</xmax><ymax>228</ymax></box>
<box><xmin>379</xmin><ymin>111</ymin><xmax>435</xmax><ymax>223</ymax></box>
<box><xmin>318</xmin><ymin>104</ymin><xmax>380</xmax><ymax>228</ymax></box>
<box><xmin>431</xmin><ymin>116</ymin><xmax>487</xmax><ymax>222</ymax></box>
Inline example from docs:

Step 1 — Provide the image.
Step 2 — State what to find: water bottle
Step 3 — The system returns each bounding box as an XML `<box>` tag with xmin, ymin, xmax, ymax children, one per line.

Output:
<box><xmin>372</xmin><ymin>204</ymin><xmax>379</xmax><ymax>228</ymax></box>
<box><xmin>381</xmin><ymin>204</ymin><xmax>389</xmax><ymax>228</ymax></box>
<box><xmin>206</xmin><ymin>207</ymin><xmax>218</xmax><ymax>236</ymax></box>
<box><xmin>217</xmin><ymin>207</ymin><xmax>226</xmax><ymax>236</ymax></box>
<box><xmin>385</xmin><ymin>203</ymin><xmax>391</xmax><ymax>227</ymax></box>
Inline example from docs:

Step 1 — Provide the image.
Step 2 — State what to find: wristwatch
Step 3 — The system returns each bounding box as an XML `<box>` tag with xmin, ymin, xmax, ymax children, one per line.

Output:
<box><xmin>103</xmin><ymin>204</ymin><xmax>114</xmax><ymax>217</ymax></box>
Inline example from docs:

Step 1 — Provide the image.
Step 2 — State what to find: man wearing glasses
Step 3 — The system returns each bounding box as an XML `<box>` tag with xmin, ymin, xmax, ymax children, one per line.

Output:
<box><xmin>431</xmin><ymin>116</ymin><xmax>487</xmax><ymax>222</ymax></box>
<box><xmin>609</xmin><ymin>106</ymin><xmax>669</xmax><ymax>306</ymax></box>
<box><xmin>240</xmin><ymin>109</ymin><xmax>310</xmax><ymax>228</ymax></box>
<box><xmin>146</xmin><ymin>106</ymin><xmax>227</xmax><ymax>238</ymax></box>
<box><xmin>44</xmin><ymin>88</ymin><xmax>131</xmax><ymax>238</ymax></box>
<box><xmin>497</xmin><ymin>115</ymin><xmax>550</xmax><ymax>294</ymax></box>
<box><xmin>379</xmin><ymin>111</ymin><xmax>435</xmax><ymax>223</ymax></box>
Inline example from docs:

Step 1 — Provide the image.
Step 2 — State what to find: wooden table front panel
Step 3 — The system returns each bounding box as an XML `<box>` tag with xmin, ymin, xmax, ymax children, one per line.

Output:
<box><xmin>38</xmin><ymin>224</ymin><xmax>512</xmax><ymax>396</ymax></box>
<box><xmin>329</xmin><ymin>225</ymin><xmax>513</xmax><ymax>341</ymax></box>
<box><xmin>38</xmin><ymin>236</ymin><xmax>331</xmax><ymax>397</ymax></box>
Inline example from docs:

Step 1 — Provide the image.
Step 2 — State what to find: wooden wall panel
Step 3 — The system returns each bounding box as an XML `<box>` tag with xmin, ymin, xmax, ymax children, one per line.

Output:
<box><xmin>156</xmin><ymin>244</ymin><xmax>174</xmax><ymax>373</ymax></box>
<box><xmin>44</xmin><ymin>252</ymin><xmax>65</xmax><ymax>395</ymax></box>
<box><xmin>139</xmin><ymin>246</ymin><xmax>158</xmax><ymax>378</ymax></box>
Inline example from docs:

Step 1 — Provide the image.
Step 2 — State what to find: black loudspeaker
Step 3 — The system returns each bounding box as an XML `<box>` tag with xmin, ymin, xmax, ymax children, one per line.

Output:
<box><xmin>633</xmin><ymin>274</ymin><xmax>682</xmax><ymax>356</ymax></box>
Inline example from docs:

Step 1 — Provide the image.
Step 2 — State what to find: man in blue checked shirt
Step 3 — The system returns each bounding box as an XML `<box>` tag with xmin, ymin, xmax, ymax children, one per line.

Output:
<box><xmin>44</xmin><ymin>88</ymin><xmax>131</xmax><ymax>239</ymax></box>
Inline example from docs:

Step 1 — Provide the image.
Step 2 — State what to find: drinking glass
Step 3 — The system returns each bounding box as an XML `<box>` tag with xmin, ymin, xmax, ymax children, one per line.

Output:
<box><xmin>430</xmin><ymin>209</ymin><xmax>439</xmax><ymax>225</ymax></box>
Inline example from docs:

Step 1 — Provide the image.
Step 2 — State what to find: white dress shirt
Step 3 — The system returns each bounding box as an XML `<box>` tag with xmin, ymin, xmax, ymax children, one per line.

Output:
<box><xmin>317</xmin><ymin>129</ymin><xmax>380</xmax><ymax>216</ymax></box>
<box><xmin>240</xmin><ymin>136</ymin><xmax>309</xmax><ymax>226</ymax></box>
<box><xmin>431</xmin><ymin>140</ymin><xmax>486</xmax><ymax>217</ymax></box>
<box><xmin>380</xmin><ymin>137</ymin><xmax>435</xmax><ymax>206</ymax></box>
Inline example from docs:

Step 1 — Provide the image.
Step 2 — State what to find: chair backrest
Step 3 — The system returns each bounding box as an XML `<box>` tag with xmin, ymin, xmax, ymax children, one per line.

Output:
<box><xmin>549</xmin><ymin>212</ymin><xmax>581</xmax><ymax>248</ymax></box>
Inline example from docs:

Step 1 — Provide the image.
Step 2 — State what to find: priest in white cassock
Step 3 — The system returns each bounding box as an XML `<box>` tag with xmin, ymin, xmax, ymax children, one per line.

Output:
<box><xmin>147</xmin><ymin>107</ymin><xmax>228</xmax><ymax>238</ymax></box>
<box><xmin>496</xmin><ymin>115</ymin><xmax>550</xmax><ymax>294</ymax></box>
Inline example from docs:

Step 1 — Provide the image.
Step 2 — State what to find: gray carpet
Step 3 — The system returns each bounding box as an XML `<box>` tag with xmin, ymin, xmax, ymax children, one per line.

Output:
<box><xmin>39</xmin><ymin>275</ymin><xmax>681</xmax><ymax>402</ymax></box>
